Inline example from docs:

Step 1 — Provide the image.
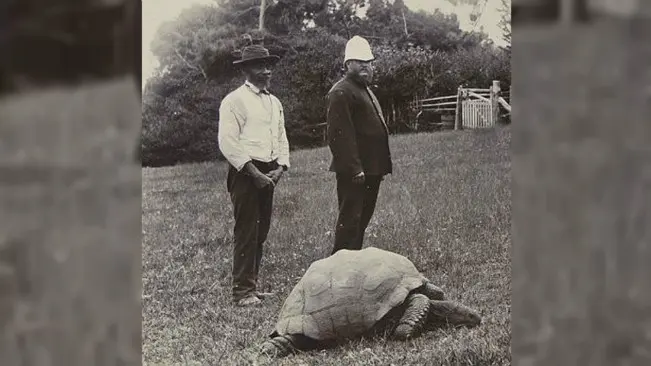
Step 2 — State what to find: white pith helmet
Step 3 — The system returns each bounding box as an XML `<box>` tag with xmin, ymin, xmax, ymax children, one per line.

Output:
<box><xmin>343</xmin><ymin>36</ymin><xmax>375</xmax><ymax>64</ymax></box>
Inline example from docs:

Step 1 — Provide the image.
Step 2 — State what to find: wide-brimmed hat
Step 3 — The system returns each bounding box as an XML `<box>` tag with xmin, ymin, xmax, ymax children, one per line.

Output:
<box><xmin>233</xmin><ymin>44</ymin><xmax>280</xmax><ymax>66</ymax></box>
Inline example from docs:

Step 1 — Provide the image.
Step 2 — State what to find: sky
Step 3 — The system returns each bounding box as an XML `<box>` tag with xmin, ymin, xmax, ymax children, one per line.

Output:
<box><xmin>142</xmin><ymin>0</ymin><xmax>508</xmax><ymax>86</ymax></box>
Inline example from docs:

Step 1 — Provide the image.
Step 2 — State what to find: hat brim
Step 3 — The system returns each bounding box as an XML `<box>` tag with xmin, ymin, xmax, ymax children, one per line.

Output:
<box><xmin>233</xmin><ymin>55</ymin><xmax>281</xmax><ymax>65</ymax></box>
<box><xmin>344</xmin><ymin>57</ymin><xmax>375</xmax><ymax>63</ymax></box>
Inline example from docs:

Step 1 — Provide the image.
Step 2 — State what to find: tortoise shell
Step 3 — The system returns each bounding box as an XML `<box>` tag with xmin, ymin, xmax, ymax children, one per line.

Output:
<box><xmin>273</xmin><ymin>247</ymin><xmax>428</xmax><ymax>341</ymax></box>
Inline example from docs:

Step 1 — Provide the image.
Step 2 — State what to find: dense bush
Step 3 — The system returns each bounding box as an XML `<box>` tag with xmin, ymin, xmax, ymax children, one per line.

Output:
<box><xmin>141</xmin><ymin>0</ymin><xmax>511</xmax><ymax>167</ymax></box>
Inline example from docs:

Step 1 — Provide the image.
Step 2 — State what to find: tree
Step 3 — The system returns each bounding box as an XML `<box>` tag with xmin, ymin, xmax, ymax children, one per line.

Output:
<box><xmin>141</xmin><ymin>0</ymin><xmax>511</xmax><ymax>166</ymax></box>
<box><xmin>498</xmin><ymin>0</ymin><xmax>511</xmax><ymax>51</ymax></box>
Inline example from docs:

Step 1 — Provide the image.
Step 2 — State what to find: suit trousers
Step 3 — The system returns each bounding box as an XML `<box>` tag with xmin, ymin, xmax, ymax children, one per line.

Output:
<box><xmin>227</xmin><ymin>160</ymin><xmax>277</xmax><ymax>301</ymax></box>
<box><xmin>331</xmin><ymin>174</ymin><xmax>383</xmax><ymax>255</ymax></box>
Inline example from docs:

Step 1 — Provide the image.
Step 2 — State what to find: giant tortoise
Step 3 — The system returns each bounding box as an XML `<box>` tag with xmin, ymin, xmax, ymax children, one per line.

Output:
<box><xmin>259</xmin><ymin>247</ymin><xmax>481</xmax><ymax>357</ymax></box>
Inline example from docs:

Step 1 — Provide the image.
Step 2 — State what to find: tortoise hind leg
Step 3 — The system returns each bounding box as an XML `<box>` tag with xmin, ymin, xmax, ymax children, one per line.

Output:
<box><xmin>392</xmin><ymin>293</ymin><xmax>431</xmax><ymax>340</ymax></box>
<box><xmin>427</xmin><ymin>300</ymin><xmax>481</xmax><ymax>329</ymax></box>
<box><xmin>259</xmin><ymin>334</ymin><xmax>315</xmax><ymax>358</ymax></box>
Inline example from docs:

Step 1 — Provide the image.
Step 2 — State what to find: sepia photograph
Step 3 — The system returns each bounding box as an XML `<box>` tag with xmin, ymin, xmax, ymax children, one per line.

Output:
<box><xmin>142</xmin><ymin>0</ymin><xmax>511</xmax><ymax>365</ymax></box>
<box><xmin>0</xmin><ymin>0</ymin><xmax>648</xmax><ymax>365</ymax></box>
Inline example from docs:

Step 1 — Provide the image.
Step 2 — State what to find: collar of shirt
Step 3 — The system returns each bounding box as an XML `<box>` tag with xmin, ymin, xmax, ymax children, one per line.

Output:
<box><xmin>245</xmin><ymin>80</ymin><xmax>270</xmax><ymax>95</ymax></box>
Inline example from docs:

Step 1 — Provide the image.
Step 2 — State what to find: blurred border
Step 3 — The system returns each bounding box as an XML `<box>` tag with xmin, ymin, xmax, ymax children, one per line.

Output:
<box><xmin>512</xmin><ymin>0</ymin><xmax>651</xmax><ymax>364</ymax></box>
<box><xmin>1</xmin><ymin>0</ymin><xmax>141</xmax><ymax>95</ymax></box>
<box><xmin>0</xmin><ymin>1</ymin><xmax>142</xmax><ymax>365</ymax></box>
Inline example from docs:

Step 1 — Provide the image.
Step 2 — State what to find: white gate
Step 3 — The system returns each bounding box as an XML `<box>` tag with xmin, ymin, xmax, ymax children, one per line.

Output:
<box><xmin>462</xmin><ymin>99</ymin><xmax>494</xmax><ymax>129</ymax></box>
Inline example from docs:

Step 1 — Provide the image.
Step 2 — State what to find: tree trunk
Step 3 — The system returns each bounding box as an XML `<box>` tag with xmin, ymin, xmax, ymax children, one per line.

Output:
<box><xmin>259</xmin><ymin>0</ymin><xmax>266</xmax><ymax>30</ymax></box>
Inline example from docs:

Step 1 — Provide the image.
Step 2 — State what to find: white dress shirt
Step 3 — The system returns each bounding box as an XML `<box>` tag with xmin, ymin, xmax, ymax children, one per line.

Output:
<box><xmin>218</xmin><ymin>81</ymin><xmax>290</xmax><ymax>171</ymax></box>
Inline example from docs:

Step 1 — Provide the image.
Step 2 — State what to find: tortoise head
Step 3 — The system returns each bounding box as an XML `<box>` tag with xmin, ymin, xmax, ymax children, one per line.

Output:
<box><xmin>428</xmin><ymin>300</ymin><xmax>482</xmax><ymax>328</ymax></box>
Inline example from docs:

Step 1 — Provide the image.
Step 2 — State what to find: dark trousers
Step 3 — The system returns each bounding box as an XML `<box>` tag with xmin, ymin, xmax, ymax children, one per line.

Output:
<box><xmin>227</xmin><ymin>160</ymin><xmax>277</xmax><ymax>300</ymax></box>
<box><xmin>331</xmin><ymin>174</ymin><xmax>383</xmax><ymax>255</ymax></box>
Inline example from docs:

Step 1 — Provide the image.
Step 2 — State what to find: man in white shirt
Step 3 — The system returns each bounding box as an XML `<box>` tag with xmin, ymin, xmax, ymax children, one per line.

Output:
<box><xmin>218</xmin><ymin>39</ymin><xmax>290</xmax><ymax>307</ymax></box>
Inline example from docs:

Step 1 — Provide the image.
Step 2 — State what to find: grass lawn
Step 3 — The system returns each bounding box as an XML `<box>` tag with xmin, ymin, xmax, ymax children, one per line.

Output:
<box><xmin>142</xmin><ymin>126</ymin><xmax>512</xmax><ymax>365</ymax></box>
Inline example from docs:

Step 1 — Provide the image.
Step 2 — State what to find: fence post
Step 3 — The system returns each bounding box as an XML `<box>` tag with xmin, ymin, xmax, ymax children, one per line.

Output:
<box><xmin>490</xmin><ymin>80</ymin><xmax>501</xmax><ymax>126</ymax></box>
<box><xmin>454</xmin><ymin>86</ymin><xmax>463</xmax><ymax>130</ymax></box>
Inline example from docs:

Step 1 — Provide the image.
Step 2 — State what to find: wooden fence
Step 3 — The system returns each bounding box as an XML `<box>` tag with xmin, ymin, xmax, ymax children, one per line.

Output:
<box><xmin>410</xmin><ymin>80</ymin><xmax>511</xmax><ymax>131</ymax></box>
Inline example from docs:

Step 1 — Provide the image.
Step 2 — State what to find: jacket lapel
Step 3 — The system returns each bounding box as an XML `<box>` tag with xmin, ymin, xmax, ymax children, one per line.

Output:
<box><xmin>366</xmin><ymin>86</ymin><xmax>389</xmax><ymax>134</ymax></box>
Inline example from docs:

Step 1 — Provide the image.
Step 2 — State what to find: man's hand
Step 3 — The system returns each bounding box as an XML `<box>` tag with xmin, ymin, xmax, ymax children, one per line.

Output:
<box><xmin>253</xmin><ymin>172</ymin><xmax>275</xmax><ymax>188</ymax></box>
<box><xmin>352</xmin><ymin>171</ymin><xmax>365</xmax><ymax>184</ymax></box>
<box><xmin>266</xmin><ymin>167</ymin><xmax>284</xmax><ymax>185</ymax></box>
<box><xmin>244</xmin><ymin>162</ymin><xmax>275</xmax><ymax>188</ymax></box>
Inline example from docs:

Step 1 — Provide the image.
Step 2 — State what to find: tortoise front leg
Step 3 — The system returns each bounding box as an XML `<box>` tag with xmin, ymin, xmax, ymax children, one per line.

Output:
<box><xmin>392</xmin><ymin>293</ymin><xmax>431</xmax><ymax>340</ymax></box>
<box><xmin>426</xmin><ymin>300</ymin><xmax>481</xmax><ymax>329</ymax></box>
<box><xmin>259</xmin><ymin>334</ymin><xmax>314</xmax><ymax>358</ymax></box>
<box><xmin>421</xmin><ymin>281</ymin><xmax>445</xmax><ymax>300</ymax></box>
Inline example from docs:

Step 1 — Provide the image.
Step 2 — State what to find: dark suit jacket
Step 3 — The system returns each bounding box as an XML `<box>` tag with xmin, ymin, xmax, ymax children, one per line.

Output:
<box><xmin>325</xmin><ymin>75</ymin><xmax>392</xmax><ymax>177</ymax></box>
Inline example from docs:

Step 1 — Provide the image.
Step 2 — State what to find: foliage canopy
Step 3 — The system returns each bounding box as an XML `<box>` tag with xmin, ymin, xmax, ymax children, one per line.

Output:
<box><xmin>142</xmin><ymin>0</ymin><xmax>510</xmax><ymax>167</ymax></box>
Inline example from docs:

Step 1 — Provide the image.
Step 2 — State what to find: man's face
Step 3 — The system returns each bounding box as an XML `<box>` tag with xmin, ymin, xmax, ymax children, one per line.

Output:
<box><xmin>346</xmin><ymin>60</ymin><xmax>374</xmax><ymax>84</ymax></box>
<box><xmin>243</xmin><ymin>61</ymin><xmax>274</xmax><ymax>89</ymax></box>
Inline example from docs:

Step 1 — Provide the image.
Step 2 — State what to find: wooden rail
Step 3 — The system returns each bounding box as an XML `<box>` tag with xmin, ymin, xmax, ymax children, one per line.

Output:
<box><xmin>498</xmin><ymin>97</ymin><xmax>511</xmax><ymax>112</ymax></box>
<box><xmin>468</xmin><ymin>91</ymin><xmax>490</xmax><ymax>103</ymax></box>
<box><xmin>419</xmin><ymin>95</ymin><xmax>457</xmax><ymax>103</ymax></box>
<box><xmin>421</xmin><ymin>101</ymin><xmax>458</xmax><ymax>108</ymax></box>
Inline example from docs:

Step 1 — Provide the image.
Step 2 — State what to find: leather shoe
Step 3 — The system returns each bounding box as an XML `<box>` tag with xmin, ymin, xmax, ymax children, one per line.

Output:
<box><xmin>235</xmin><ymin>294</ymin><xmax>262</xmax><ymax>307</ymax></box>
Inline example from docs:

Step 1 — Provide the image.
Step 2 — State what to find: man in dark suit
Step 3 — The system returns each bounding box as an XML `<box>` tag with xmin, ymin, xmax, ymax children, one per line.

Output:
<box><xmin>325</xmin><ymin>35</ymin><xmax>392</xmax><ymax>255</ymax></box>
